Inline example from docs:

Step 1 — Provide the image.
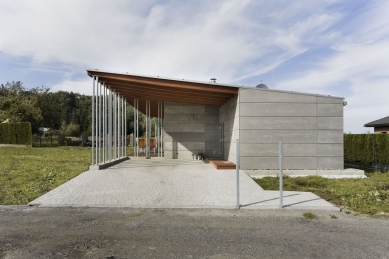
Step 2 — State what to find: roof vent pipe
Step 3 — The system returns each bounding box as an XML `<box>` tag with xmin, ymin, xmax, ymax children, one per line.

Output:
<box><xmin>210</xmin><ymin>78</ymin><xmax>217</xmax><ymax>83</ymax></box>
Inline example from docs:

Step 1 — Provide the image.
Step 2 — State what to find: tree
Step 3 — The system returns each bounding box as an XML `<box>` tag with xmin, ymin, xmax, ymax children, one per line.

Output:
<box><xmin>0</xmin><ymin>82</ymin><xmax>43</xmax><ymax>133</ymax></box>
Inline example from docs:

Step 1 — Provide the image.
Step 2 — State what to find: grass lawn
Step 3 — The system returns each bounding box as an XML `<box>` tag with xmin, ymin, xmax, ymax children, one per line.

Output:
<box><xmin>254</xmin><ymin>172</ymin><xmax>389</xmax><ymax>215</ymax></box>
<box><xmin>0</xmin><ymin>146</ymin><xmax>92</xmax><ymax>205</ymax></box>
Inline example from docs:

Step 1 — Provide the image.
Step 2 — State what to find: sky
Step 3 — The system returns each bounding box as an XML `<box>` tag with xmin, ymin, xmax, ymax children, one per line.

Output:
<box><xmin>0</xmin><ymin>0</ymin><xmax>388</xmax><ymax>133</ymax></box>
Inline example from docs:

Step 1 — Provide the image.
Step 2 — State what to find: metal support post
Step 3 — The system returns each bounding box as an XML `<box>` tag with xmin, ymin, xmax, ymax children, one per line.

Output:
<box><xmin>236</xmin><ymin>139</ymin><xmax>240</xmax><ymax>209</ymax></box>
<box><xmin>96</xmin><ymin>81</ymin><xmax>100</xmax><ymax>165</ymax></box>
<box><xmin>146</xmin><ymin>100</ymin><xmax>151</xmax><ymax>159</ymax></box>
<box><xmin>125</xmin><ymin>99</ymin><xmax>127</xmax><ymax>156</ymax></box>
<box><xmin>134</xmin><ymin>99</ymin><xmax>136</xmax><ymax>157</ymax></box>
<box><xmin>116</xmin><ymin>93</ymin><xmax>121</xmax><ymax>159</ymax></box>
<box><xmin>102</xmin><ymin>83</ymin><xmax>106</xmax><ymax>163</ymax></box>
<box><xmin>279</xmin><ymin>140</ymin><xmax>283</xmax><ymax>209</ymax></box>
<box><xmin>91</xmin><ymin>77</ymin><xmax>95</xmax><ymax>165</ymax></box>
<box><xmin>108</xmin><ymin>87</ymin><xmax>112</xmax><ymax>161</ymax></box>
<box><xmin>113</xmin><ymin>91</ymin><xmax>117</xmax><ymax>159</ymax></box>
<box><xmin>122</xmin><ymin>96</ymin><xmax>125</xmax><ymax>157</ymax></box>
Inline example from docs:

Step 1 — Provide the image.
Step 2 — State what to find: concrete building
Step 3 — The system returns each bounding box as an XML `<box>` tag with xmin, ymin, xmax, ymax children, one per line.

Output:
<box><xmin>87</xmin><ymin>69</ymin><xmax>348</xmax><ymax>174</ymax></box>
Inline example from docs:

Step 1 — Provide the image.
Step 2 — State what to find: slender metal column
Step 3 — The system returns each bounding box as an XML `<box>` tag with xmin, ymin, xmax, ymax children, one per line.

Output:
<box><xmin>134</xmin><ymin>99</ymin><xmax>136</xmax><ymax>158</ymax></box>
<box><xmin>157</xmin><ymin>102</ymin><xmax>160</xmax><ymax>157</ymax></box>
<box><xmin>96</xmin><ymin>82</ymin><xmax>100</xmax><ymax>165</ymax></box>
<box><xmin>109</xmin><ymin>87</ymin><xmax>112</xmax><ymax>161</ymax></box>
<box><xmin>161</xmin><ymin>103</ymin><xmax>163</xmax><ymax>157</ymax></box>
<box><xmin>113</xmin><ymin>91</ymin><xmax>117</xmax><ymax>159</ymax></box>
<box><xmin>99</xmin><ymin>83</ymin><xmax>103</xmax><ymax>164</ymax></box>
<box><xmin>105</xmin><ymin>86</ymin><xmax>108</xmax><ymax>162</ymax></box>
<box><xmin>91</xmin><ymin>77</ymin><xmax>95</xmax><ymax>165</ymax></box>
<box><xmin>102</xmin><ymin>83</ymin><xmax>105</xmax><ymax>163</ymax></box>
<box><xmin>122</xmin><ymin>96</ymin><xmax>125</xmax><ymax>157</ymax></box>
<box><xmin>136</xmin><ymin>100</ymin><xmax>139</xmax><ymax>157</ymax></box>
<box><xmin>279</xmin><ymin>140</ymin><xmax>283</xmax><ymax>209</ymax></box>
<box><xmin>125</xmin><ymin>99</ymin><xmax>127</xmax><ymax>156</ymax></box>
<box><xmin>146</xmin><ymin>100</ymin><xmax>151</xmax><ymax>159</ymax></box>
<box><xmin>116</xmin><ymin>94</ymin><xmax>121</xmax><ymax>158</ymax></box>
<box><xmin>236</xmin><ymin>139</ymin><xmax>240</xmax><ymax>209</ymax></box>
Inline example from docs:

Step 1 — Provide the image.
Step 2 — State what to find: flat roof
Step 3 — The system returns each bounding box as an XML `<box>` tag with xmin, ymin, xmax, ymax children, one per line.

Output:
<box><xmin>87</xmin><ymin>69</ymin><xmax>343</xmax><ymax>117</ymax></box>
<box><xmin>87</xmin><ymin>69</ymin><xmax>239</xmax><ymax>117</ymax></box>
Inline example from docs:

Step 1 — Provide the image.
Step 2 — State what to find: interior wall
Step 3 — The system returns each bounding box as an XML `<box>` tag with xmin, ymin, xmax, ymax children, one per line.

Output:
<box><xmin>163</xmin><ymin>102</ymin><xmax>221</xmax><ymax>159</ymax></box>
<box><xmin>219</xmin><ymin>95</ymin><xmax>239</xmax><ymax>163</ymax></box>
<box><xmin>238</xmin><ymin>89</ymin><xmax>344</xmax><ymax>170</ymax></box>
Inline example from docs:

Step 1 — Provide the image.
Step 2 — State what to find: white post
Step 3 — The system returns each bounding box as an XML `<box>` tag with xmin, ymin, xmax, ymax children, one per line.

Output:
<box><xmin>236</xmin><ymin>139</ymin><xmax>240</xmax><ymax>209</ymax></box>
<box><xmin>125</xmin><ymin>99</ymin><xmax>127</xmax><ymax>156</ymax></box>
<box><xmin>121</xmin><ymin>96</ymin><xmax>124</xmax><ymax>157</ymax></box>
<box><xmin>102</xmin><ymin>82</ymin><xmax>105</xmax><ymax>163</ymax></box>
<box><xmin>113</xmin><ymin>91</ymin><xmax>117</xmax><ymax>159</ymax></box>
<box><xmin>108</xmin><ymin>87</ymin><xmax>112</xmax><ymax>161</ymax></box>
<box><xmin>116</xmin><ymin>93</ymin><xmax>120</xmax><ymax>158</ymax></box>
<box><xmin>91</xmin><ymin>76</ymin><xmax>95</xmax><ymax>166</ymax></box>
<box><xmin>279</xmin><ymin>140</ymin><xmax>283</xmax><ymax>209</ymax></box>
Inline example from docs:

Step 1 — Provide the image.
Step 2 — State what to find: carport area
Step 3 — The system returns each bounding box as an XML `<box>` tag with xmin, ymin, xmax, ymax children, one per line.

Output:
<box><xmin>29</xmin><ymin>159</ymin><xmax>339</xmax><ymax>211</ymax></box>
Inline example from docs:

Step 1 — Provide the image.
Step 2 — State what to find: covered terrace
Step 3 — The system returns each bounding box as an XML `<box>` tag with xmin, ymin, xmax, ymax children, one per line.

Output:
<box><xmin>87</xmin><ymin>69</ymin><xmax>239</xmax><ymax>169</ymax></box>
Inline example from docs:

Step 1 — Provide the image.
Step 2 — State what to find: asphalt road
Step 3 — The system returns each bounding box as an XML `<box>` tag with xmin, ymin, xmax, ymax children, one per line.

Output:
<box><xmin>0</xmin><ymin>206</ymin><xmax>388</xmax><ymax>259</ymax></box>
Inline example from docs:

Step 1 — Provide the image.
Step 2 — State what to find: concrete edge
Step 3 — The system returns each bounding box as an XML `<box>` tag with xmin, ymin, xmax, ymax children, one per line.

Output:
<box><xmin>89</xmin><ymin>156</ymin><xmax>129</xmax><ymax>170</ymax></box>
<box><xmin>29</xmin><ymin>203</ymin><xmax>339</xmax><ymax>211</ymax></box>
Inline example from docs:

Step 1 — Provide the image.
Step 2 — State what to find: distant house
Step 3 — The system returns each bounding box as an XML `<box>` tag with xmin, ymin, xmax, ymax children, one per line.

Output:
<box><xmin>364</xmin><ymin>116</ymin><xmax>389</xmax><ymax>134</ymax></box>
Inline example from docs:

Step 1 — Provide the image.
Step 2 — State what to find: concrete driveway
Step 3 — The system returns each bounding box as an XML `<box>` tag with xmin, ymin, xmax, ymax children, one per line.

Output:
<box><xmin>29</xmin><ymin>158</ymin><xmax>339</xmax><ymax>211</ymax></box>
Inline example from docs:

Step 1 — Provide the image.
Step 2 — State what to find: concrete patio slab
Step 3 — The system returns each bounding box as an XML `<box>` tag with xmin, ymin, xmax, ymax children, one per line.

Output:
<box><xmin>29</xmin><ymin>158</ymin><xmax>339</xmax><ymax>211</ymax></box>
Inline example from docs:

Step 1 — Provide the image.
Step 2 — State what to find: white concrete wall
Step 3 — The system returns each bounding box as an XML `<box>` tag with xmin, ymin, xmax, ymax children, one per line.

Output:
<box><xmin>219</xmin><ymin>95</ymin><xmax>239</xmax><ymax>163</ymax></box>
<box><xmin>239</xmin><ymin>89</ymin><xmax>344</xmax><ymax>170</ymax></box>
<box><xmin>164</xmin><ymin>102</ymin><xmax>221</xmax><ymax>159</ymax></box>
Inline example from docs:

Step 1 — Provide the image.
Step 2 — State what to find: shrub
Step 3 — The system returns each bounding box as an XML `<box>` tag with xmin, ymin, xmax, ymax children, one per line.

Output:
<box><xmin>0</xmin><ymin>122</ymin><xmax>32</xmax><ymax>145</ymax></box>
<box><xmin>344</xmin><ymin>134</ymin><xmax>389</xmax><ymax>165</ymax></box>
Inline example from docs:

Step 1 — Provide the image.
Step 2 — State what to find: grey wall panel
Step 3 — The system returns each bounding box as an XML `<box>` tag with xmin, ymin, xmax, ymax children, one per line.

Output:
<box><xmin>240</xmin><ymin>130</ymin><xmax>317</xmax><ymax>144</ymax></box>
<box><xmin>318</xmin><ymin>130</ymin><xmax>343</xmax><ymax>143</ymax></box>
<box><xmin>318</xmin><ymin>157</ymin><xmax>343</xmax><ymax>169</ymax></box>
<box><xmin>164</xmin><ymin>141</ymin><xmax>205</xmax><ymax>151</ymax></box>
<box><xmin>240</xmin><ymin>89</ymin><xmax>317</xmax><ymax>103</ymax></box>
<box><xmin>223</xmin><ymin>130</ymin><xmax>239</xmax><ymax>143</ymax></box>
<box><xmin>223</xmin><ymin>118</ymin><xmax>239</xmax><ymax>131</ymax></box>
<box><xmin>205</xmin><ymin>132</ymin><xmax>219</xmax><ymax>141</ymax></box>
<box><xmin>317</xmin><ymin>104</ymin><xmax>343</xmax><ymax>117</ymax></box>
<box><xmin>205</xmin><ymin>114</ymin><xmax>219</xmax><ymax>123</ymax></box>
<box><xmin>317</xmin><ymin>97</ymin><xmax>343</xmax><ymax>104</ymax></box>
<box><xmin>164</xmin><ymin>114</ymin><xmax>205</xmax><ymax>124</ymax></box>
<box><xmin>234</xmin><ymin>88</ymin><xmax>344</xmax><ymax>170</ymax></box>
<box><xmin>205</xmin><ymin>123</ymin><xmax>220</xmax><ymax>132</ymax></box>
<box><xmin>164</xmin><ymin>102</ymin><xmax>220</xmax><ymax>160</ymax></box>
<box><xmin>240</xmin><ymin>157</ymin><xmax>318</xmax><ymax>170</ymax></box>
<box><xmin>240</xmin><ymin>103</ymin><xmax>317</xmax><ymax>117</ymax></box>
<box><xmin>205</xmin><ymin>106</ymin><xmax>219</xmax><ymax>115</ymax></box>
<box><xmin>205</xmin><ymin>141</ymin><xmax>221</xmax><ymax>151</ymax></box>
<box><xmin>240</xmin><ymin>117</ymin><xmax>317</xmax><ymax>130</ymax></box>
<box><xmin>164</xmin><ymin>123</ymin><xmax>205</xmax><ymax>133</ymax></box>
<box><xmin>317</xmin><ymin>117</ymin><xmax>343</xmax><ymax>130</ymax></box>
<box><xmin>240</xmin><ymin>143</ymin><xmax>317</xmax><ymax>157</ymax></box>
<box><xmin>164</xmin><ymin>132</ymin><xmax>205</xmax><ymax>142</ymax></box>
<box><xmin>318</xmin><ymin>144</ymin><xmax>343</xmax><ymax>156</ymax></box>
<box><xmin>165</xmin><ymin>104</ymin><xmax>205</xmax><ymax>115</ymax></box>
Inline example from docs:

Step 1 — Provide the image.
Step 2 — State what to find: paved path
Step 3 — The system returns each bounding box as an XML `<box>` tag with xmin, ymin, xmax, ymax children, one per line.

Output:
<box><xmin>30</xmin><ymin>158</ymin><xmax>339</xmax><ymax>211</ymax></box>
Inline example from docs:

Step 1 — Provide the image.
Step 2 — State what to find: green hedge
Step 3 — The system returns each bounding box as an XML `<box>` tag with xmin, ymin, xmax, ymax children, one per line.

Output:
<box><xmin>0</xmin><ymin>122</ymin><xmax>32</xmax><ymax>145</ymax></box>
<box><xmin>344</xmin><ymin>134</ymin><xmax>389</xmax><ymax>165</ymax></box>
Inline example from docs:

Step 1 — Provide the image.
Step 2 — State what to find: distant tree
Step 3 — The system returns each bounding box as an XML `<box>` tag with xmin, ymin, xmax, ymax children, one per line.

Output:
<box><xmin>0</xmin><ymin>81</ymin><xmax>43</xmax><ymax>132</ymax></box>
<box><xmin>37</xmin><ymin>91</ymin><xmax>63</xmax><ymax>130</ymax></box>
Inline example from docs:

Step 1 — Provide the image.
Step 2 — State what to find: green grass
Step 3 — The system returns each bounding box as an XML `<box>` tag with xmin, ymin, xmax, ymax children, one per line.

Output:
<box><xmin>0</xmin><ymin>146</ymin><xmax>135</xmax><ymax>205</ymax></box>
<box><xmin>303</xmin><ymin>212</ymin><xmax>316</xmax><ymax>219</ymax></box>
<box><xmin>0</xmin><ymin>146</ymin><xmax>92</xmax><ymax>205</ymax></box>
<box><xmin>254</xmin><ymin>173</ymin><xmax>389</xmax><ymax>215</ymax></box>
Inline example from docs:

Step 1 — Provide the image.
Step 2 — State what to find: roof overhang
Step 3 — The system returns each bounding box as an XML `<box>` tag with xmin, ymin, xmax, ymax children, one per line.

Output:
<box><xmin>87</xmin><ymin>69</ymin><xmax>239</xmax><ymax>117</ymax></box>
